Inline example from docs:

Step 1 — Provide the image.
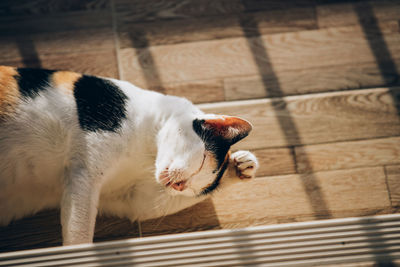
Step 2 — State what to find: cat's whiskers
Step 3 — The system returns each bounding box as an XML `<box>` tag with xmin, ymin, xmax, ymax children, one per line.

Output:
<box><xmin>156</xmin><ymin>197</ymin><xmax>175</xmax><ymax>231</ymax></box>
<box><xmin>150</xmin><ymin>194</ymin><xmax>175</xmax><ymax>231</ymax></box>
<box><xmin>151</xmin><ymin>192</ymin><xmax>165</xmax><ymax>210</ymax></box>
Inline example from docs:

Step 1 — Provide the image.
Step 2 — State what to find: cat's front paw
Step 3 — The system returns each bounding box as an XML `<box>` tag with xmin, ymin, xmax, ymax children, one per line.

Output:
<box><xmin>230</xmin><ymin>150</ymin><xmax>259</xmax><ymax>179</ymax></box>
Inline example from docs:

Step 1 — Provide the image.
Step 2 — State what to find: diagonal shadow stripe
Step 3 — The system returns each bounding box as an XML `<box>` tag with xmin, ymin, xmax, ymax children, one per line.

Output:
<box><xmin>352</xmin><ymin>2</ymin><xmax>399</xmax><ymax>84</ymax></box>
<box><xmin>15</xmin><ymin>35</ymin><xmax>42</xmax><ymax>68</ymax></box>
<box><xmin>238</xmin><ymin>12</ymin><xmax>332</xmax><ymax>219</ymax></box>
<box><xmin>353</xmin><ymin>3</ymin><xmax>399</xmax><ymax>266</ymax></box>
<box><xmin>353</xmin><ymin>2</ymin><xmax>400</xmax><ymax>116</ymax></box>
<box><xmin>128</xmin><ymin>29</ymin><xmax>164</xmax><ymax>92</ymax></box>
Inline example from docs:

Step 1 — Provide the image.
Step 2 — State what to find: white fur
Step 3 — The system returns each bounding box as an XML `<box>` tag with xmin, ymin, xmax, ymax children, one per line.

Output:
<box><xmin>0</xmin><ymin>79</ymin><xmax>258</xmax><ymax>245</ymax></box>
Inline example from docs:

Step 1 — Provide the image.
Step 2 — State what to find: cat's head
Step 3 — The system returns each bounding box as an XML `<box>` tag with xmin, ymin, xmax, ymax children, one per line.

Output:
<box><xmin>155</xmin><ymin>114</ymin><xmax>252</xmax><ymax>197</ymax></box>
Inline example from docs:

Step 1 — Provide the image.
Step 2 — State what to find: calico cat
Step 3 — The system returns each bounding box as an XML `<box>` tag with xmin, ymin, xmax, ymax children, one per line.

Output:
<box><xmin>0</xmin><ymin>66</ymin><xmax>258</xmax><ymax>245</ymax></box>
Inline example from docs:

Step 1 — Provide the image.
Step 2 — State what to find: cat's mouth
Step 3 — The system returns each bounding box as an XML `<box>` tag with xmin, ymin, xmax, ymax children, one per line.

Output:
<box><xmin>158</xmin><ymin>169</ymin><xmax>188</xmax><ymax>191</ymax></box>
<box><xmin>165</xmin><ymin>180</ymin><xmax>187</xmax><ymax>191</ymax></box>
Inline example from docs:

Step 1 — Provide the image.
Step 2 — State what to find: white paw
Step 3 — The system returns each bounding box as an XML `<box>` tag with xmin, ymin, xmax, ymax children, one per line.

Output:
<box><xmin>230</xmin><ymin>150</ymin><xmax>259</xmax><ymax>179</ymax></box>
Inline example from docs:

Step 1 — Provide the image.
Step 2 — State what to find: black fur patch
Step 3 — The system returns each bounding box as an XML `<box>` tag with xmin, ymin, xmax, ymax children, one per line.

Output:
<box><xmin>193</xmin><ymin>119</ymin><xmax>231</xmax><ymax>169</ymax></box>
<box><xmin>16</xmin><ymin>68</ymin><xmax>55</xmax><ymax>98</ymax></box>
<box><xmin>193</xmin><ymin>119</ymin><xmax>232</xmax><ymax>195</ymax></box>
<box><xmin>74</xmin><ymin>75</ymin><xmax>128</xmax><ymax>132</ymax></box>
<box><xmin>201</xmin><ymin>155</ymin><xmax>229</xmax><ymax>195</ymax></box>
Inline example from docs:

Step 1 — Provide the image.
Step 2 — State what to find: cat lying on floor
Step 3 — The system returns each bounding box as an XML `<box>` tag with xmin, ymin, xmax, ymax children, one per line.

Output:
<box><xmin>0</xmin><ymin>66</ymin><xmax>258</xmax><ymax>245</ymax></box>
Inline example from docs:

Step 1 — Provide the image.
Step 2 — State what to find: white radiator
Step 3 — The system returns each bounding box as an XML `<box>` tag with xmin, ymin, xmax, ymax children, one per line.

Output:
<box><xmin>1</xmin><ymin>214</ymin><xmax>400</xmax><ymax>267</ymax></box>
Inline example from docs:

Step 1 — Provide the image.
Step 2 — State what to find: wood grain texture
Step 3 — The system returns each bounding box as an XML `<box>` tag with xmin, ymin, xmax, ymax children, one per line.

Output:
<box><xmin>0</xmin><ymin>210</ymin><xmax>61</xmax><ymax>253</ymax></box>
<box><xmin>253</xmin><ymin>148</ymin><xmax>296</xmax><ymax>177</ymax></box>
<box><xmin>114</xmin><ymin>0</ymin><xmax>315</xmax><ymax>24</ymax></box>
<box><xmin>385</xmin><ymin>165</ymin><xmax>400</xmax><ymax>207</ymax></box>
<box><xmin>1</xmin><ymin>50</ymin><xmax>119</xmax><ymax>78</ymax></box>
<box><xmin>114</xmin><ymin>0</ymin><xmax>245</xmax><ymax>24</ymax></box>
<box><xmin>224</xmin><ymin>60</ymin><xmax>400</xmax><ymax>101</ymax></box>
<box><xmin>212</xmin><ymin>167</ymin><xmax>391</xmax><ymax>225</ymax></box>
<box><xmin>295</xmin><ymin>137</ymin><xmax>400</xmax><ymax>173</ymax></box>
<box><xmin>140</xmin><ymin>198</ymin><xmax>221</xmax><ymax>237</ymax></box>
<box><xmin>0</xmin><ymin>10</ymin><xmax>112</xmax><ymax>35</ymax></box>
<box><xmin>119</xmin><ymin>21</ymin><xmax>400</xmax><ymax>86</ymax></box>
<box><xmin>153</xmin><ymin>79</ymin><xmax>225</xmax><ymax>104</ymax></box>
<box><xmin>0</xmin><ymin>0</ymin><xmax>109</xmax><ymax>16</ymax></box>
<box><xmin>141</xmin><ymin>167</ymin><xmax>391</xmax><ymax>236</ymax></box>
<box><xmin>317</xmin><ymin>0</ymin><xmax>400</xmax><ymax>28</ymax></box>
<box><xmin>0</xmin><ymin>28</ymin><xmax>115</xmax><ymax>61</ymax></box>
<box><xmin>0</xmin><ymin>210</ymin><xmax>139</xmax><ymax>253</ymax></box>
<box><xmin>93</xmin><ymin>216</ymin><xmax>140</xmax><ymax>243</ymax></box>
<box><xmin>117</xmin><ymin>7</ymin><xmax>317</xmax><ymax>48</ymax></box>
<box><xmin>199</xmin><ymin>88</ymin><xmax>400</xmax><ymax>150</ymax></box>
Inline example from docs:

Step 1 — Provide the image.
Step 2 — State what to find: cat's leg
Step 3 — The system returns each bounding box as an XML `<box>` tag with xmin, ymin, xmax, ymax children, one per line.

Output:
<box><xmin>61</xmin><ymin>164</ymin><xmax>100</xmax><ymax>245</ymax></box>
<box><xmin>229</xmin><ymin>150</ymin><xmax>259</xmax><ymax>179</ymax></box>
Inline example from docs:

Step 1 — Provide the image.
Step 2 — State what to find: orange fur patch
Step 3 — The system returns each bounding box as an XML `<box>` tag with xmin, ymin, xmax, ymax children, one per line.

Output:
<box><xmin>0</xmin><ymin>66</ymin><xmax>20</xmax><ymax>120</ymax></box>
<box><xmin>52</xmin><ymin>71</ymin><xmax>82</xmax><ymax>93</ymax></box>
<box><xmin>223</xmin><ymin>151</ymin><xmax>230</xmax><ymax>168</ymax></box>
<box><xmin>204</xmin><ymin>116</ymin><xmax>252</xmax><ymax>139</ymax></box>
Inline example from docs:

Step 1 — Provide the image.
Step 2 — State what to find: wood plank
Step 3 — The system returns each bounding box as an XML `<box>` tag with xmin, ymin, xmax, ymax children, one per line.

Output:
<box><xmin>139</xmin><ymin>198</ymin><xmax>221</xmax><ymax>237</ymax></box>
<box><xmin>317</xmin><ymin>0</ymin><xmax>400</xmax><ymax>28</ymax></box>
<box><xmin>0</xmin><ymin>28</ymin><xmax>115</xmax><ymax>61</ymax></box>
<box><xmin>93</xmin><ymin>216</ymin><xmax>140</xmax><ymax>243</ymax></box>
<box><xmin>114</xmin><ymin>0</ymin><xmax>245</xmax><ymax>24</ymax></box>
<box><xmin>212</xmin><ymin>167</ymin><xmax>391</xmax><ymax>225</ymax></box>
<box><xmin>224</xmin><ymin>60</ymin><xmax>400</xmax><ymax>101</ymax></box>
<box><xmin>199</xmin><ymin>88</ymin><xmax>400</xmax><ymax>150</ymax></box>
<box><xmin>0</xmin><ymin>50</ymin><xmax>119</xmax><ymax>79</ymax></box>
<box><xmin>114</xmin><ymin>0</ymin><xmax>315</xmax><ymax>24</ymax></box>
<box><xmin>141</xmin><ymin>167</ymin><xmax>391</xmax><ymax>236</ymax></box>
<box><xmin>0</xmin><ymin>10</ymin><xmax>112</xmax><ymax>35</ymax></box>
<box><xmin>119</xmin><ymin>21</ymin><xmax>400</xmax><ymax>86</ymax></box>
<box><xmin>0</xmin><ymin>0</ymin><xmax>109</xmax><ymax>16</ymax></box>
<box><xmin>117</xmin><ymin>7</ymin><xmax>317</xmax><ymax>48</ymax></box>
<box><xmin>0</xmin><ymin>210</ymin><xmax>140</xmax><ymax>253</ymax></box>
<box><xmin>0</xmin><ymin>210</ymin><xmax>61</xmax><ymax>253</ymax></box>
<box><xmin>385</xmin><ymin>165</ymin><xmax>400</xmax><ymax>207</ymax></box>
<box><xmin>240</xmin><ymin>0</ymin><xmax>316</xmax><ymax>12</ymax></box>
<box><xmin>124</xmin><ymin>57</ymin><xmax>400</xmax><ymax>103</ymax></box>
<box><xmin>155</xmin><ymin>79</ymin><xmax>225</xmax><ymax>104</ymax></box>
<box><xmin>253</xmin><ymin>148</ymin><xmax>296</xmax><ymax>177</ymax></box>
<box><xmin>295</xmin><ymin>137</ymin><xmax>400</xmax><ymax>173</ymax></box>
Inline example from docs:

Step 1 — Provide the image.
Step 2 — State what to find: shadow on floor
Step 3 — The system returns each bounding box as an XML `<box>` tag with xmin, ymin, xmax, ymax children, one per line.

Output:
<box><xmin>353</xmin><ymin>3</ymin><xmax>399</xmax><ymax>266</ymax></box>
<box><xmin>0</xmin><ymin>209</ymin><xmax>141</xmax><ymax>253</ymax></box>
<box><xmin>238</xmin><ymin>7</ymin><xmax>332</xmax><ymax>220</ymax></box>
<box><xmin>15</xmin><ymin>36</ymin><xmax>42</xmax><ymax>68</ymax></box>
<box><xmin>0</xmin><ymin>209</ymin><xmax>61</xmax><ymax>253</ymax></box>
<box><xmin>353</xmin><ymin>2</ymin><xmax>400</xmax><ymax>116</ymax></box>
<box><xmin>139</xmin><ymin>198</ymin><xmax>221</xmax><ymax>238</ymax></box>
<box><xmin>127</xmin><ymin>29</ymin><xmax>164</xmax><ymax>92</ymax></box>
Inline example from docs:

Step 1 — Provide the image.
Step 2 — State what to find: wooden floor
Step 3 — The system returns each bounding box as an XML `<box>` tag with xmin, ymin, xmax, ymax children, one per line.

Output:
<box><xmin>0</xmin><ymin>0</ymin><xmax>400</xmax><ymax>254</ymax></box>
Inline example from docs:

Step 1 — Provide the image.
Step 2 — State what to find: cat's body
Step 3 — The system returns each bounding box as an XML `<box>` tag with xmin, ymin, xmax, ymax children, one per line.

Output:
<box><xmin>0</xmin><ymin>66</ymin><xmax>258</xmax><ymax>245</ymax></box>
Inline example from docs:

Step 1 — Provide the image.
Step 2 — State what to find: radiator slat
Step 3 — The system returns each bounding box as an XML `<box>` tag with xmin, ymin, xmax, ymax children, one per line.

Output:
<box><xmin>1</xmin><ymin>214</ymin><xmax>399</xmax><ymax>267</ymax></box>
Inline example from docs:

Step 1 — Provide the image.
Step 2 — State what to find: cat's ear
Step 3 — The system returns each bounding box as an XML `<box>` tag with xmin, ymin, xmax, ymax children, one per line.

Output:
<box><xmin>193</xmin><ymin>116</ymin><xmax>252</xmax><ymax>145</ymax></box>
